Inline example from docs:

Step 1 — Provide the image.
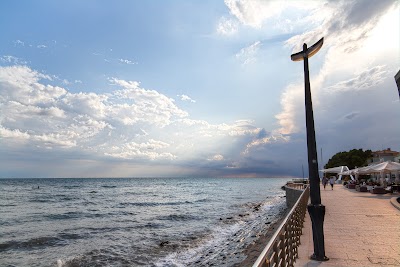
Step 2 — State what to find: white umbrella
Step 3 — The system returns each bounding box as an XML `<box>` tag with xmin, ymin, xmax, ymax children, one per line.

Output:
<box><xmin>358</xmin><ymin>161</ymin><xmax>400</xmax><ymax>184</ymax></box>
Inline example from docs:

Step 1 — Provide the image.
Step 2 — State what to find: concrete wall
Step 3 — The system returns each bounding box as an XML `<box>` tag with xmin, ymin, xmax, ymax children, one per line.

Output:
<box><xmin>285</xmin><ymin>186</ymin><xmax>304</xmax><ymax>208</ymax></box>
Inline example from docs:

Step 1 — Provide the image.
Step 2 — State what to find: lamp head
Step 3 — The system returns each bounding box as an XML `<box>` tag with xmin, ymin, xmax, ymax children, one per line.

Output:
<box><xmin>290</xmin><ymin>37</ymin><xmax>324</xmax><ymax>61</ymax></box>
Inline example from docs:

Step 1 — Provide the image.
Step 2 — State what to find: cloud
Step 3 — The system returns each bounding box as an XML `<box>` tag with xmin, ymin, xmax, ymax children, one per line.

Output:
<box><xmin>62</xmin><ymin>79</ymin><xmax>70</xmax><ymax>85</ymax></box>
<box><xmin>224</xmin><ymin>0</ymin><xmax>285</xmax><ymax>28</ymax></box>
<box><xmin>104</xmin><ymin>139</ymin><xmax>175</xmax><ymax>160</ymax></box>
<box><xmin>243</xmin><ymin>130</ymin><xmax>289</xmax><ymax>155</ymax></box>
<box><xmin>0</xmin><ymin>127</ymin><xmax>30</xmax><ymax>140</ymax></box>
<box><xmin>119</xmin><ymin>58</ymin><xmax>137</xmax><ymax>65</ymax></box>
<box><xmin>275</xmin><ymin>82</ymin><xmax>306</xmax><ymax>135</ymax></box>
<box><xmin>109</xmin><ymin>78</ymin><xmax>189</xmax><ymax>126</ymax></box>
<box><xmin>326</xmin><ymin>65</ymin><xmax>387</xmax><ymax>92</ymax></box>
<box><xmin>285</xmin><ymin>0</ymin><xmax>397</xmax><ymax>53</ymax></box>
<box><xmin>177</xmin><ymin>94</ymin><xmax>196</xmax><ymax>103</ymax></box>
<box><xmin>235</xmin><ymin>41</ymin><xmax>261</xmax><ymax>65</ymax></box>
<box><xmin>37</xmin><ymin>44</ymin><xmax>47</xmax><ymax>49</ymax></box>
<box><xmin>1</xmin><ymin>65</ymin><xmax>279</xmax><ymax>177</ymax></box>
<box><xmin>1</xmin><ymin>55</ymin><xmax>27</xmax><ymax>65</ymax></box>
<box><xmin>217</xmin><ymin>17</ymin><xmax>239</xmax><ymax>36</ymax></box>
<box><xmin>13</xmin><ymin>40</ymin><xmax>25</xmax><ymax>46</ymax></box>
<box><xmin>276</xmin><ymin>0</ymin><xmax>397</xmax><ymax>136</ymax></box>
<box><xmin>208</xmin><ymin>154</ymin><xmax>224</xmax><ymax>161</ymax></box>
<box><xmin>1</xmin><ymin>1</ymin><xmax>398</xmax><ymax>178</ymax></box>
<box><xmin>224</xmin><ymin>0</ymin><xmax>321</xmax><ymax>29</ymax></box>
<box><xmin>250</xmin><ymin>1</ymin><xmax>400</xmax><ymax>175</ymax></box>
<box><xmin>0</xmin><ymin>65</ymin><xmax>62</xmax><ymax>106</ymax></box>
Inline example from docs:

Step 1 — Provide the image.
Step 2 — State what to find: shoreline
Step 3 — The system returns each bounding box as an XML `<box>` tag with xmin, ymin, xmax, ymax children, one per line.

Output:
<box><xmin>235</xmin><ymin>206</ymin><xmax>290</xmax><ymax>266</ymax></box>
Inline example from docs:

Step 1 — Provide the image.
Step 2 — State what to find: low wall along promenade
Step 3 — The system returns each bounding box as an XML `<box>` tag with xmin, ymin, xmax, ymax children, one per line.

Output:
<box><xmin>285</xmin><ymin>182</ymin><xmax>307</xmax><ymax>208</ymax></box>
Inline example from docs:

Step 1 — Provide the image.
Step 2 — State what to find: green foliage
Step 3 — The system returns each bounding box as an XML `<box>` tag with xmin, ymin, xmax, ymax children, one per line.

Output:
<box><xmin>324</xmin><ymin>149</ymin><xmax>372</xmax><ymax>169</ymax></box>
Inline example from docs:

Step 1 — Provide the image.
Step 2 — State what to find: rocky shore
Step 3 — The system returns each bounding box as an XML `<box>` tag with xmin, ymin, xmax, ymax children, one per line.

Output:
<box><xmin>235</xmin><ymin>206</ymin><xmax>290</xmax><ymax>266</ymax></box>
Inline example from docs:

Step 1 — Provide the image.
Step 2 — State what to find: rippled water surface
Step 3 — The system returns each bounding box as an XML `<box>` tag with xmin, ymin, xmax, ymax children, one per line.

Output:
<box><xmin>0</xmin><ymin>178</ymin><xmax>289</xmax><ymax>267</ymax></box>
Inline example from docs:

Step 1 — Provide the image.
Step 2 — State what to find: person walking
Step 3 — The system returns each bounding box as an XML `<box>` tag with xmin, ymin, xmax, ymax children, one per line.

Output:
<box><xmin>329</xmin><ymin>176</ymin><xmax>335</xmax><ymax>190</ymax></box>
<box><xmin>322</xmin><ymin>176</ymin><xmax>328</xmax><ymax>190</ymax></box>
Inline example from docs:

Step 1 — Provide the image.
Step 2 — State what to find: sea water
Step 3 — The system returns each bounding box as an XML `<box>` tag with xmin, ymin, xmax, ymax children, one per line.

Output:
<box><xmin>0</xmin><ymin>178</ymin><xmax>289</xmax><ymax>267</ymax></box>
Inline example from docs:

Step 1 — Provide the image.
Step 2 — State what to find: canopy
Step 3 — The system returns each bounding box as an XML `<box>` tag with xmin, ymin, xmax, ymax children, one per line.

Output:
<box><xmin>358</xmin><ymin>161</ymin><xmax>400</xmax><ymax>173</ymax></box>
<box><xmin>338</xmin><ymin>166</ymin><xmax>371</xmax><ymax>175</ymax></box>
<box><xmin>320</xmin><ymin>166</ymin><xmax>354</xmax><ymax>181</ymax></box>
<box><xmin>320</xmin><ymin>166</ymin><xmax>349</xmax><ymax>174</ymax></box>
<box><xmin>340</xmin><ymin>161</ymin><xmax>400</xmax><ymax>184</ymax></box>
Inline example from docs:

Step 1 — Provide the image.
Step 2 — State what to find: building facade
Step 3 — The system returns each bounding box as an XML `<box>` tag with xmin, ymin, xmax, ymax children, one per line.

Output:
<box><xmin>368</xmin><ymin>148</ymin><xmax>400</xmax><ymax>164</ymax></box>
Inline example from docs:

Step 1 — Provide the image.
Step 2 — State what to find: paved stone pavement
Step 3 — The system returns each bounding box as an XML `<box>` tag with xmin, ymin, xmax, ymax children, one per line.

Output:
<box><xmin>295</xmin><ymin>184</ymin><xmax>400</xmax><ymax>267</ymax></box>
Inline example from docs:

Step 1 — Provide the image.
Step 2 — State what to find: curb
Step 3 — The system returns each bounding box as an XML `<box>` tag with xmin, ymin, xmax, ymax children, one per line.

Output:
<box><xmin>390</xmin><ymin>197</ymin><xmax>400</xmax><ymax>211</ymax></box>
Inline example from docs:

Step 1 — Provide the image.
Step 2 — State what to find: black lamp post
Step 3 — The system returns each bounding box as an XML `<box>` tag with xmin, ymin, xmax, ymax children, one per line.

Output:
<box><xmin>291</xmin><ymin>37</ymin><xmax>329</xmax><ymax>261</ymax></box>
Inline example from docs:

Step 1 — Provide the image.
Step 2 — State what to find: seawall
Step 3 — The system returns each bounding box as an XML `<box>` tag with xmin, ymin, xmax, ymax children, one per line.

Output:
<box><xmin>285</xmin><ymin>183</ymin><xmax>306</xmax><ymax>208</ymax></box>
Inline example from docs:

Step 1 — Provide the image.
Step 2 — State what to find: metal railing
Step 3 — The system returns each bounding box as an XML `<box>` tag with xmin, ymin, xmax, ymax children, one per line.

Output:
<box><xmin>252</xmin><ymin>185</ymin><xmax>310</xmax><ymax>267</ymax></box>
<box><xmin>285</xmin><ymin>182</ymin><xmax>308</xmax><ymax>190</ymax></box>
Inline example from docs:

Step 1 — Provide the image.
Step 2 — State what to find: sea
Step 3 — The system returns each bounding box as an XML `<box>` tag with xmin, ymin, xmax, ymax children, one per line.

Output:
<box><xmin>0</xmin><ymin>177</ymin><xmax>290</xmax><ymax>267</ymax></box>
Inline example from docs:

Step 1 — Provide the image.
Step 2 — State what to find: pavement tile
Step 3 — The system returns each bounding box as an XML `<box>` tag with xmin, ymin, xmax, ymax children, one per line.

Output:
<box><xmin>344</xmin><ymin>259</ymin><xmax>377</xmax><ymax>267</ymax></box>
<box><xmin>367</xmin><ymin>256</ymin><xmax>399</xmax><ymax>265</ymax></box>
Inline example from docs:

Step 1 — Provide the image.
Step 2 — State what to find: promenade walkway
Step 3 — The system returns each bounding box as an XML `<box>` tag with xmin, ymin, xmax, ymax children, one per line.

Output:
<box><xmin>295</xmin><ymin>184</ymin><xmax>400</xmax><ymax>267</ymax></box>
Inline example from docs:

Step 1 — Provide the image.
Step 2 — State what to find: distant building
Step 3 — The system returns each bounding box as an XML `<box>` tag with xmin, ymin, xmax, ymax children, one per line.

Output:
<box><xmin>395</xmin><ymin>70</ymin><xmax>400</xmax><ymax>99</ymax></box>
<box><xmin>368</xmin><ymin>148</ymin><xmax>400</xmax><ymax>164</ymax></box>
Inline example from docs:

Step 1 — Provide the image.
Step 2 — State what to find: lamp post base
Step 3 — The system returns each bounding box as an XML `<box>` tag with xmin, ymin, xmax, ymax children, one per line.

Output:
<box><xmin>310</xmin><ymin>254</ymin><xmax>329</xmax><ymax>261</ymax></box>
<box><xmin>307</xmin><ymin>204</ymin><xmax>329</xmax><ymax>261</ymax></box>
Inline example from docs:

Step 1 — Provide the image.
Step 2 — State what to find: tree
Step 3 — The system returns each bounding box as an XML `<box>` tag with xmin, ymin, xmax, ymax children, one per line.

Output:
<box><xmin>324</xmin><ymin>149</ymin><xmax>372</xmax><ymax>170</ymax></box>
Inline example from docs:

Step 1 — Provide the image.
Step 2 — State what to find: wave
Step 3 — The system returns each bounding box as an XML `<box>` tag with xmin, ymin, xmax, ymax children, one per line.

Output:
<box><xmin>62</xmin><ymin>185</ymin><xmax>80</xmax><ymax>189</ymax></box>
<box><xmin>193</xmin><ymin>198</ymin><xmax>210</xmax><ymax>203</ymax></box>
<box><xmin>44</xmin><ymin>211</ymin><xmax>84</xmax><ymax>220</ymax></box>
<box><xmin>101</xmin><ymin>185</ymin><xmax>117</xmax><ymax>188</ymax></box>
<box><xmin>0</xmin><ymin>233</ymin><xmax>86</xmax><ymax>252</ymax></box>
<box><xmin>56</xmin><ymin>248</ymin><xmax>147</xmax><ymax>267</ymax></box>
<box><xmin>44</xmin><ymin>211</ymin><xmax>110</xmax><ymax>221</ymax></box>
<box><xmin>135</xmin><ymin>222</ymin><xmax>165</xmax><ymax>229</ymax></box>
<box><xmin>118</xmin><ymin>200</ymin><xmax>193</xmax><ymax>207</ymax></box>
<box><xmin>156</xmin><ymin>214</ymin><xmax>199</xmax><ymax>222</ymax></box>
<box><xmin>0</xmin><ymin>203</ymin><xmax>17</xmax><ymax>207</ymax></box>
<box><xmin>29</xmin><ymin>198</ymin><xmax>56</xmax><ymax>203</ymax></box>
<box><xmin>154</xmin><ymin>196</ymin><xmax>287</xmax><ymax>267</ymax></box>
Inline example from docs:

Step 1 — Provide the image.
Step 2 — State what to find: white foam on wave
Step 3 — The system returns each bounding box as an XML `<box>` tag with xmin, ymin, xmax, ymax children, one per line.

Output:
<box><xmin>154</xmin><ymin>195</ymin><xmax>286</xmax><ymax>267</ymax></box>
<box><xmin>56</xmin><ymin>259</ymin><xmax>65</xmax><ymax>267</ymax></box>
<box><xmin>154</xmin><ymin>222</ymin><xmax>243</xmax><ymax>266</ymax></box>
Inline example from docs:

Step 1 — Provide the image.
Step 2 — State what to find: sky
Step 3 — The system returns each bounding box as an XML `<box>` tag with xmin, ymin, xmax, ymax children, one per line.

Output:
<box><xmin>0</xmin><ymin>0</ymin><xmax>399</xmax><ymax>178</ymax></box>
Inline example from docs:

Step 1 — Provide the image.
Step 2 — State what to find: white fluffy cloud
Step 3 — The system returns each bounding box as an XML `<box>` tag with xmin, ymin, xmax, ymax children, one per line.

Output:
<box><xmin>217</xmin><ymin>17</ymin><xmax>239</xmax><ymax>36</ymax></box>
<box><xmin>1</xmin><ymin>65</ymin><xmax>285</xmax><ymax>174</ymax></box>
<box><xmin>177</xmin><ymin>94</ymin><xmax>196</xmax><ymax>103</ymax></box>
<box><xmin>223</xmin><ymin>0</ymin><xmax>321</xmax><ymax>29</ymax></box>
<box><xmin>326</xmin><ymin>66</ymin><xmax>387</xmax><ymax>92</ymax></box>
<box><xmin>224</xmin><ymin>0</ymin><xmax>284</xmax><ymax>28</ymax></box>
